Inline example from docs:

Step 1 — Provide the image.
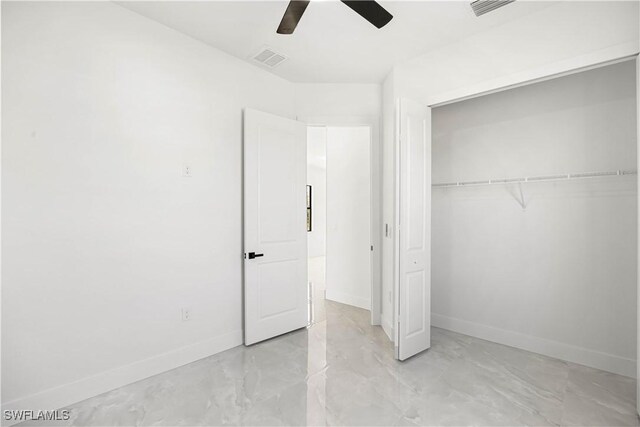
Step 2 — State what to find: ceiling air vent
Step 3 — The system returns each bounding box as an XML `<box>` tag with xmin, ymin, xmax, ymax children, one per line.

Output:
<box><xmin>251</xmin><ymin>47</ymin><xmax>287</xmax><ymax>68</ymax></box>
<box><xmin>471</xmin><ymin>0</ymin><xmax>515</xmax><ymax>16</ymax></box>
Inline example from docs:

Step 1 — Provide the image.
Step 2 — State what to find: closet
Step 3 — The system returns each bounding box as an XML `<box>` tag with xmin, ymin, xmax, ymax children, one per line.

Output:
<box><xmin>430</xmin><ymin>60</ymin><xmax>638</xmax><ymax>377</ymax></box>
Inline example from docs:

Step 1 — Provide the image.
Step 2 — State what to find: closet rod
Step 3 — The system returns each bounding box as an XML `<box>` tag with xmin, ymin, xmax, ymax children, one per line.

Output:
<box><xmin>432</xmin><ymin>169</ymin><xmax>637</xmax><ymax>188</ymax></box>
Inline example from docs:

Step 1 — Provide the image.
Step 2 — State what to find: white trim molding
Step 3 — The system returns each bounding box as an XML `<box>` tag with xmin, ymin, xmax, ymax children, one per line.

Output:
<box><xmin>1</xmin><ymin>330</ymin><xmax>243</xmax><ymax>427</ymax></box>
<box><xmin>326</xmin><ymin>289</ymin><xmax>371</xmax><ymax>311</ymax></box>
<box><xmin>432</xmin><ymin>313</ymin><xmax>635</xmax><ymax>378</ymax></box>
<box><xmin>381</xmin><ymin>314</ymin><xmax>394</xmax><ymax>342</ymax></box>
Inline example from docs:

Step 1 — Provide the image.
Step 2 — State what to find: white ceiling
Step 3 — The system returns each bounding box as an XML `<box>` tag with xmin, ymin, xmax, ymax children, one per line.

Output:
<box><xmin>117</xmin><ymin>1</ymin><xmax>556</xmax><ymax>83</ymax></box>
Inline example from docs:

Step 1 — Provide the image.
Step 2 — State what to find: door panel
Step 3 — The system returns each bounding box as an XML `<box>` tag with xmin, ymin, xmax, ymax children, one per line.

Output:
<box><xmin>405</xmin><ymin>271</ymin><xmax>426</xmax><ymax>337</ymax></box>
<box><xmin>244</xmin><ymin>108</ymin><xmax>308</xmax><ymax>345</ymax></box>
<box><xmin>397</xmin><ymin>98</ymin><xmax>431</xmax><ymax>361</ymax></box>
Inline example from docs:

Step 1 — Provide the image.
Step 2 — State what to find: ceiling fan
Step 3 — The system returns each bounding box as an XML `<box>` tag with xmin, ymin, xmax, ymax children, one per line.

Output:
<box><xmin>277</xmin><ymin>0</ymin><xmax>393</xmax><ymax>34</ymax></box>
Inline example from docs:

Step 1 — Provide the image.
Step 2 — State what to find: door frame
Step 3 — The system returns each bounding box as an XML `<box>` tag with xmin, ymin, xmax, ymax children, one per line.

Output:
<box><xmin>303</xmin><ymin>115</ymin><xmax>382</xmax><ymax>326</ymax></box>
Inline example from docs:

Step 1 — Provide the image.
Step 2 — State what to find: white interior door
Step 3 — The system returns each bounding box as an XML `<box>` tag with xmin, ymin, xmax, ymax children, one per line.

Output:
<box><xmin>395</xmin><ymin>98</ymin><xmax>432</xmax><ymax>361</ymax></box>
<box><xmin>243</xmin><ymin>108</ymin><xmax>308</xmax><ymax>345</ymax></box>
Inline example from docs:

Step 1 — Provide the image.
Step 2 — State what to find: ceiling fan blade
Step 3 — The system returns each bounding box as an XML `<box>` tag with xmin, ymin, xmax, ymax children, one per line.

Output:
<box><xmin>277</xmin><ymin>0</ymin><xmax>311</xmax><ymax>34</ymax></box>
<box><xmin>340</xmin><ymin>1</ymin><xmax>393</xmax><ymax>29</ymax></box>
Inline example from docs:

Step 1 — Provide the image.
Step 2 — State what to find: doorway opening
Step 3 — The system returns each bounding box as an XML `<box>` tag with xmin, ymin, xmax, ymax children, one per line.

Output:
<box><xmin>307</xmin><ymin>126</ymin><xmax>373</xmax><ymax>324</ymax></box>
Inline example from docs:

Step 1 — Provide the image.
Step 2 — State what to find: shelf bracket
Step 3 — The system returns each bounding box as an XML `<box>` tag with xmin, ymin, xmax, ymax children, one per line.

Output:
<box><xmin>507</xmin><ymin>181</ymin><xmax>527</xmax><ymax>210</ymax></box>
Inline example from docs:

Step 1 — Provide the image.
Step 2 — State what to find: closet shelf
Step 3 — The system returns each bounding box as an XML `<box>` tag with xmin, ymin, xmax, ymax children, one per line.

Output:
<box><xmin>432</xmin><ymin>169</ymin><xmax>637</xmax><ymax>188</ymax></box>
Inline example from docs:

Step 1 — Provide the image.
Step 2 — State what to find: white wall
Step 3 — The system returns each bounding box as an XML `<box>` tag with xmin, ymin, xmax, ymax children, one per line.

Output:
<box><xmin>326</xmin><ymin>127</ymin><xmax>372</xmax><ymax>310</ymax></box>
<box><xmin>395</xmin><ymin>1</ymin><xmax>639</xmax><ymax>105</ymax></box>
<box><xmin>2</xmin><ymin>5</ymin><xmax>389</xmax><ymax>412</ymax></box>
<box><xmin>307</xmin><ymin>127</ymin><xmax>327</xmax><ymax>258</ymax></box>
<box><xmin>2</xmin><ymin>1</ymin><xmax>295</xmax><ymax>414</ymax></box>
<box><xmin>294</xmin><ymin>84</ymin><xmax>381</xmax><ymax>121</ymax></box>
<box><xmin>431</xmin><ymin>61</ymin><xmax>638</xmax><ymax>377</ymax></box>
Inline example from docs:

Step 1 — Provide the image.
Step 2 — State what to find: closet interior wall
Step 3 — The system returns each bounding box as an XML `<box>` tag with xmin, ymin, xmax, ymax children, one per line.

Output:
<box><xmin>431</xmin><ymin>60</ymin><xmax>638</xmax><ymax>377</ymax></box>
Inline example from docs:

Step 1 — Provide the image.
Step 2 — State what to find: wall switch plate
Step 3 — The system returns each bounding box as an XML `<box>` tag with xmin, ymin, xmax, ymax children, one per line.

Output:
<box><xmin>182</xmin><ymin>165</ymin><xmax>192</xmax><ymax>178</ymax></box>
<box><xmin>181</xmin><ymin>308</ymin><xmax>191</xmax><ymax>321</ymax></box>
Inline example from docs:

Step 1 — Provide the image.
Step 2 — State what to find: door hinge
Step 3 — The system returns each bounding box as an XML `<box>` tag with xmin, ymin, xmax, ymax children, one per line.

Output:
<box><xmin>371</xmin><ymin>245</ymin><xmax>374</xmax><ymax>251</ymax></box>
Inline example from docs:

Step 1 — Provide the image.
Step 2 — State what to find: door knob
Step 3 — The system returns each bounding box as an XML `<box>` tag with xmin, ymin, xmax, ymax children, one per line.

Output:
<box><xmin>248</xmin><ymin>252</ymin><xmax>264</xmax><ymax>259</ymax></box>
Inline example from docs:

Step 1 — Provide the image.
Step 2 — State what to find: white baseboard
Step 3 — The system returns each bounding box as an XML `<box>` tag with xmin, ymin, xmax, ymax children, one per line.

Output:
<box><xmin>381</xmin><ymin>315</ymin><xmax>394</xmax><ymax>342</ymax></box>
<box><xmin>325</xmin><ymin>289</ymin><xmax>370</xmax><ymax>310</ymax></box>
<box><xmin>1</xmin><ymin>330</ymin><xmax>243</xmax><ymax>426</ymax></box>
<box><xmin>432</xmin><ymin>313</ymin><xmax>635</xmax><ymax>378</ymax></box>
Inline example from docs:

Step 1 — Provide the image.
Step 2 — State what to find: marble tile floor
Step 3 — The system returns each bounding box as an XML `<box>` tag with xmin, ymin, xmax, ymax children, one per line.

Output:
<box><xmin>22</xmin><ymin>301</ymin><xmax>639</xmax><ymax>427</ymax></box>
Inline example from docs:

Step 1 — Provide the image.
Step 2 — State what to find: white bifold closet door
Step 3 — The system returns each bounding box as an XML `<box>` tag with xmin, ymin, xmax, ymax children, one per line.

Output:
<box><xmin>243</xmin><ymin>108</ymin><xmax>308</xmax><ymax>346</ymax></box>
<box><xmin>396</xmin><ymin>98</ymin><xmax>432</xmax><ymax>361</ymax></box>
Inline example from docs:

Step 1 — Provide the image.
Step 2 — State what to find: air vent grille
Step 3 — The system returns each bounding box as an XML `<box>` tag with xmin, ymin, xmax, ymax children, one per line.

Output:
<box><xmin>471</xmin><ymin>0</ymin><xmax>515</xmax><ymax>16</ymax></box>
<box><xmin>252</xmin><ymin>47</ymin><xmax>288</xmax><ymax>68</ymax></box>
